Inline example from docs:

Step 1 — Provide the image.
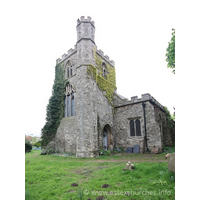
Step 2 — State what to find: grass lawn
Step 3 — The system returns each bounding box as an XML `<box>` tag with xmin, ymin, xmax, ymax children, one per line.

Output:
<box><xmin>25</xmin><ymin>150</ymin><xmax>175</xmax><ymax>200</ymax></box>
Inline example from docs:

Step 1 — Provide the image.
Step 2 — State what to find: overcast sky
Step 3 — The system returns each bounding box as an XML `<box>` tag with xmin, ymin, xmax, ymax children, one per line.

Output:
<box><xmin>2</xmin><ymin>2</ymin><xmax>200</xmax><ymax>197</ymax></box>
<box><xmin>1</xmin><ymin>0</ymin><xmax>177</xmax><ymax>137</ymax></box>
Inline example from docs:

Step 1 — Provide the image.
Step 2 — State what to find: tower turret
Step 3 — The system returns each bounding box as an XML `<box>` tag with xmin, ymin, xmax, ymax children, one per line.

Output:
<box><xmin>76</xmin><ymin>16</ymin><xmax>95</xmax><ymax>44</ymax></box>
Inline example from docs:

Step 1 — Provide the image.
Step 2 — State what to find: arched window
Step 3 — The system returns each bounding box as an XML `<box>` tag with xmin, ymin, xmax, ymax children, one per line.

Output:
<box><xmin>64</xmin><ymin>83</ymin><xmax>75</xmax><ymax>117</ymax></box>
<box><xmin>70</xmin><ymin>66</ymin><xmax>73</xmax><ymax>76</ymax></box>
<box><xmin>130</xmin><ymin>120</ymin><xmax>135</xmax><ymax>136</ymax></box>
<box><xmin>135</xmin><ymin>119</ymin><xmax>141</xmax><ymax>136</ymax></box>
<box><xmin>67</xmin><ymin>94</ymin><xmax>70</xmax><ymax>117</ymax></box>
<box><xmin>103</xmin><ymin>69</ymin><xmax>106</xmax><ymax>78</ymax></box>
<box><xmin>67</xmin><ymin>67</ymin><xmax>70</xmax><ymax>78</ymax></box>
<box><xmin>102</xmin><ymin>62</ymin><xmax>107</xmax><ymax>79</ymax></box>
<box><xmin>71</xmin><ymin>92</ymin><xmax>74</xmax><ymax>116</ymax></box>
<box><xmin>64</xmin><ymin>96</ymin><xmax>67</xmax><ymax>117</ymax></box>
<box><xmin>66</xmin><ymin>61</ymin><xmax>72</xmax><ymax>78</ymax></box>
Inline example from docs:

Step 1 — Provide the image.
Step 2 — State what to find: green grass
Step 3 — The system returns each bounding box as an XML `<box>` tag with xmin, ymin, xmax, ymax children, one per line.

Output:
<box><xmin>25</xmin><ymin>150</ymin><xmax>175</xmax><ymax>200</ymax></box>
<box><xmin>162</xmin><ymin>146</ymin><xmax>175</xmax><ymax>154</ymax></box>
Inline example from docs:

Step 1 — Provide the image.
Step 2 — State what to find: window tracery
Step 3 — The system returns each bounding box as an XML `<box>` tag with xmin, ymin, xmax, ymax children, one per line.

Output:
<box><xmin>130</xmin><ymin>119</ymin><xmax>141</xmax><ymax>136</ymax></box>
<box><xmin>64</xmin><ymin>83</ymin><xmax>75</xmax><ymax>117</ymax></box>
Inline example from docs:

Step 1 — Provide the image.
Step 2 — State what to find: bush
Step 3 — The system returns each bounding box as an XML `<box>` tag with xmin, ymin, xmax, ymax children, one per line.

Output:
<box><xmin>40</xmin><ymin>148</ymin><xmax>55</xmax><ymax>155</ymax></box>
<box><xmin>100</xmin><ymin>149</ymin><xmax>111</xmax><ymax>156</ymax></box>
<box><xmin>25</xmin><ymin>141</ymin><xmax>32</xmax><ymax>153</ymax></box>
<box><xmin>33</xmin><ymin>140</ymin><xmax>41</xmax><ymax>148</ymax></box>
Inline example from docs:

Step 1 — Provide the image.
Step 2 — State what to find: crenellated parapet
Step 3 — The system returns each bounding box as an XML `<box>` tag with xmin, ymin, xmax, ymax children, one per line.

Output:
<box><xmin>131</xmin><ymin>93</ymin><xmax>164</xmax><ymax>110</ymax></box>
<box><xmin>77</xmin><ymin>16</ymin><xmax>95</xmax><ymax>26</ymax></box>
<box><xmin>76</xmin><ymin>16</ymin><xmax>95</xmax><ymax>43</ymax></box>
<box><xmin>115</xmin><ymin>92</ymin><xmax>164</xmax><ymax>111</ymax></box>
<box><xmin>56</xmin><ymin>45</ymin><xmax>77</xmax><ymax>65</ymax></box>
<box><xmin>96</xmin><ymin>49</ymin><xmax>115</xmax><ymax>67</ymax></box>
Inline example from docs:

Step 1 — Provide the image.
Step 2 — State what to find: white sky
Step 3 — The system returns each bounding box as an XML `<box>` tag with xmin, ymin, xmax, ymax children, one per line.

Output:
<box><xmin>1</xmin><ymin>0</ymin><xmax>177</xmax><ymax>137</ymax></box>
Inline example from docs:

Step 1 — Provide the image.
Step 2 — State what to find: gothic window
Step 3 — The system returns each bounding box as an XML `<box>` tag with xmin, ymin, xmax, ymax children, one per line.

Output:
<box><xmin>130</xmin><ymin>119</ymin><xmax>142</xmax><ymax>136</ymax></box>
<box><xmin>130</xmin><ymin>120</ymin><xmax>135</xmax><ymax>136</ymax></box>
<box><xmin>135</xmin><ymin>119</ymin><xmax>141</xmax><ymax>136</ymax></box>
<box><xmin>64</xmin><ymin>83</ymin><xmax>75</xmax><ymax>117</ymax></box>
<box><xmin>67</xmin><ymin>94</ymin><xmax>70</xmax><ymax>117</ymax></box>
<box><xmin>71</xmin><ymin>92</ymin><xmax>74</xmax><ymax>116</ymax></box>
<box><xmin>103</xmin><ymin>69</ymin><xmax>106</xmax><ymax>78</ymax></box>
<box><xmin>66</xmin><ymin>61</ymin><xmax>73</xmax><ymax>78</ymax></box>
<box><xmin>64</xmin><ymin>96</ymin><xmax>67</xmax><ymax>117</ymax></box>
<box><xmin>70</xmin><ymin>66</ymin><xmax>73</xmax><ymax>76</ymax></box>
<box><xmin>102</xmin><ymin>62</ymin><xmax>107</xmax><ymax>79</ymax></box>
<box><xmin>67</xmin><ymin>67</ymin><xmax>70</xmax><ymax>78</ymax></box>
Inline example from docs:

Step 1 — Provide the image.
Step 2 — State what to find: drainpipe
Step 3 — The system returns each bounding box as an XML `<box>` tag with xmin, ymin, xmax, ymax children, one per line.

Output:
<box><xmin>142</xmin><ymin>102</ymin><xmax>149</xmax><ymax>152</ymax></box>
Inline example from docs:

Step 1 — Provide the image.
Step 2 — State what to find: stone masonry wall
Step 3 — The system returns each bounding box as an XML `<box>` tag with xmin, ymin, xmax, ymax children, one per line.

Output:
<box><xmin>54</xmin><ymin>117</ymin><xmax>77</xmax><ymax>153</ymax></box>
<box><xmin>113</xmin><ymin>96</ymin><xmax>163</xmax><ymax>152</ymax></box>
<box><xmin>113</xmin><ymin>103</ymin><xmax>145</xmax><ymax>152</ymax></box>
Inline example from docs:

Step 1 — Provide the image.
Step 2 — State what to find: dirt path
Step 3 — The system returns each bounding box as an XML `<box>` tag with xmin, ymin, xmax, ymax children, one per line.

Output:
<box><xmin>90</xmin><ymin>153</ymin><xmax>167</xmax><ymax>163</ymax></box>
<box><xmin>92</xmin><ymin>159</ymin><xmax>167</xmax><ymax>163</ymax></box>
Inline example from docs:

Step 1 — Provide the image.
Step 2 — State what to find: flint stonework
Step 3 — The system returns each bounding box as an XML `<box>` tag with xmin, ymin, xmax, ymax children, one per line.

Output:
<box><xmin>44</xmin><ymin>16</ymin><xmax>174</xmax><ymax>157</ymax></box>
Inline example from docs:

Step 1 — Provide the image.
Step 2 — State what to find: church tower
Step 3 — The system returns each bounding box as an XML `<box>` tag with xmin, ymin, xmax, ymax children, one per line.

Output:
<box><xmin>50</xmin><ymin>16</ymin><xmax>116</xmax><ymax>157</ymax></box>
<box><xmin>75</xmin><ymin>17</ymin><xmax>99</xmax><ymax>157</ymax></box>
<box><xmin>76</xmin><ymin>16</ymin><xmax>95</xmax><ymax>43</ymax></box>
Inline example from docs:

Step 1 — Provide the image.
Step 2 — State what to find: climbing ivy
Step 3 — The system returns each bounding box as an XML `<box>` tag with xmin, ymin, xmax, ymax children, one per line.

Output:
<box><xmin>164</xmin><ymin>106</ymin><xmax>175</xmax><ymax>129</ymax></box>
<box><xmin>41</xmin><ymin>63</ymin><xmax>67</xmax><ymax>147</ymax></box>
<box><xmin>87</xmin><ymin>48</ymin><xmax>117</xmax><ymax>105</ymax></box>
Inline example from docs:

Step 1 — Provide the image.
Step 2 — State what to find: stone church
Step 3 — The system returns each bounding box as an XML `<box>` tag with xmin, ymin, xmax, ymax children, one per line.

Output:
<box><xmin>45</xmin><ymin>16</ymin><xmax>174</xmax><ymax>157</ymax></box>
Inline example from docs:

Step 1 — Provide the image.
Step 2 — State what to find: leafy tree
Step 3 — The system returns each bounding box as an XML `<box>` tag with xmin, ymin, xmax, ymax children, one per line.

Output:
<box><xmin>41</xmin><ymin>64</ymin><xmax>67</xmax><ymax>147</ymax></box>
<box><xmin>33</xmin><ymin>140</ymin><xmax>41</xmax><ymax>148</ymax></box>
<box><xmin>166</xmin><ymin>28</ymin><xmax>175</xmax><ymax>74</ymax></box>
<box><xmin>25</xmin><ymin>141</ymin><xmax>32</xmax><ymax>153</ymax></box>
<box><xmin>164</xmin><ymin>106</ymin><xmax>175</xmax><ymax>129</ymax></box>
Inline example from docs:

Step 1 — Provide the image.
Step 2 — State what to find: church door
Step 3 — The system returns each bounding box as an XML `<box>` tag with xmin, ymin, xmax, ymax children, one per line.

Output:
<box><xmin>103</xmin><ymin>130</ymin><xmax>108</xmax><ymax>150</ymax></box>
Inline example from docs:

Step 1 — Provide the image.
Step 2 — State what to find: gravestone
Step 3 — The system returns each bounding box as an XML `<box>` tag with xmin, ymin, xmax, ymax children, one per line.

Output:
<box><xmin>167</xmin><ymin>153</ymin><xmax>175</xmax><ymax>172</ymax></box>
<box><xmin>134</xmin><ymin>145</ymin><xmax>140</xmax><ymax>153</ymax></box>
<box><xmin>125</xmin><ymin>147</ymin><xmax>133</xmax><ymax>153</ymax></box>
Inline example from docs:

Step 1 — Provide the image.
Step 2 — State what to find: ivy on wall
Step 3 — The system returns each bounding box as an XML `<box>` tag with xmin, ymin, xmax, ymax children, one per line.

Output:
<box><xmin>87</xmin><ymin>48</ymin><xmax>117</xmax><ymax>105</ymax></box>
<box><xmin>41</xmin><ymin>63</ymin><xmax>67</xmax><ymax>147</ymax></box>
<box><xmin>164</xmin><ymin>107</ymin><xmax>175</xmax><ymax>129</ymax></box>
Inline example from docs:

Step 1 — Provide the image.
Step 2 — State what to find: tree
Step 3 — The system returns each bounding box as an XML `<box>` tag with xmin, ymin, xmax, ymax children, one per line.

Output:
<box><xmin>33</xmin><ymin>140</ymin><xmax>41</xmax><ymax>148</ymax></box>
<box><xmin>164</xmin><ymin>106</ymin><xmax>175</xmax><ymax>129</ymax></box>
<box><xmin>25</xmin><ymin>141</ymin><xmax>32</xmax><ymax>153</ymax></box>
<box><xmin>41</xmin><ymin>64</ymin><xmax>67</xmax><ymax>147</ymax></box>
<box><xmin>166</xmin><ymin>28</ymin><xmax>175</xmax><ymax>74</ymax></box>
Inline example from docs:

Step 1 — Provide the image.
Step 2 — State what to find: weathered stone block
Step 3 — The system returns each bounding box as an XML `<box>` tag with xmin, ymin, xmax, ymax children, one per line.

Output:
<box><xmin>167</xmin><ymin>153</ymin><xmax>175</xmax><ymax>172</ymax></box>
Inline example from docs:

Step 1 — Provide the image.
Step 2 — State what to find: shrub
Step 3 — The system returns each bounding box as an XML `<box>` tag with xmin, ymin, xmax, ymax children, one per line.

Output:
<box><xmin>33</xmin><ymin>140</ymin><xmax>41</xmax><ymax>148</ymax></box>
<box><xmin>100</xmin><ymin>149</ymin><xmax>111</xmax><ymax>156</ymax></box>
<box><xmin>25</xmin><ymin>141</ymin><xmax>32</xmax><ymax>153</ymax></box>
<box><xmin>119</xmin><ymin>147</ymin><xmax>124</xmax><ymax>153</ymax></box>
<box><xmin>40</xmin><ymin>148</ymin><xmax>55</xmax><ymax>155</ymax></box>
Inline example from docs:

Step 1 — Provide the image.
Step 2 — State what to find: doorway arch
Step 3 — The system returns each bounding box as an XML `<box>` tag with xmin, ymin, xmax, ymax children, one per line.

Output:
<box><xmin>102</xmin><ymin>124</ymin><xmax>112</xmax><ymax>150</ymax></box>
